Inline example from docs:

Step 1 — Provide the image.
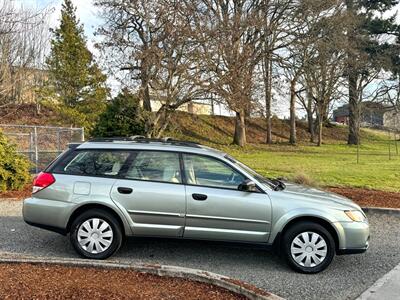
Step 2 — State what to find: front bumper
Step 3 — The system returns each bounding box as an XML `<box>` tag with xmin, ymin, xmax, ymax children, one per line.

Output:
<box><xmin>333</xmin><ymin>220</ymin><xmax>370</xmax><ymax>255</ymax></box>
<box><xmin>23</xmin><ymin>197</ymin><xmax>76</xmax><ymax>235</ymax></box>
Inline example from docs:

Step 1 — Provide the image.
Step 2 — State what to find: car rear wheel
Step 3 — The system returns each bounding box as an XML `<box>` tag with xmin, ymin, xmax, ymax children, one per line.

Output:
<box><xmin>282</xmin><ymin>221</ymin><xmax>335</xmax><ymax>273</ymax></box>
<box><xmin>70</xmin><ymin>209</ymin><xmax>122</xmax><ymax>259</ymax></box>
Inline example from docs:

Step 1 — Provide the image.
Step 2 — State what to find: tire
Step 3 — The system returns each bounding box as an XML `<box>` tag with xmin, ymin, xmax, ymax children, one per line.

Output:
<box><xmin>70</xmin><ymin>209</ymin><xmax>123</xmax><ymax>259</ymax></box>
<box><xmin>282</xmin><ymin>221</ymin><xmax>335</xmax><ymax>274</ymax></box>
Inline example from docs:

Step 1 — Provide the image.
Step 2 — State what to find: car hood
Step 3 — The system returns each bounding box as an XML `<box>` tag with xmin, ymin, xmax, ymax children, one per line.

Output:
<box><xmin>279</xmin><ymin>183</ymin><xmax>361</xmax><ymax>211</ymax></box>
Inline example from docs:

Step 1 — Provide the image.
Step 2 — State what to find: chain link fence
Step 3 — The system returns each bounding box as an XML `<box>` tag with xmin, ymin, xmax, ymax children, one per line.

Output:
<box><xmin>1</xmin><ymin>124</ymin><xmax>84</xmax><ymax>174</ymax></box>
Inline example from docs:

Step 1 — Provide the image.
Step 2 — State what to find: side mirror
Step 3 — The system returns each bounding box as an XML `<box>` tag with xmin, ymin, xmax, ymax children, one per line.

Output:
<box><xmin>238</xmin><ymin>179</ymin><xmax>256</xmax><ymax>192</ymax></box>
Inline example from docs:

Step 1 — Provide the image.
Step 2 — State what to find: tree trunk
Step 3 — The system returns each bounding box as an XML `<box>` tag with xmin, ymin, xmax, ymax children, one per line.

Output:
<box><xmin>306</xmin><ymin>91</ymin><xmax>315</xmax><ymax>142</ymax></box>
<box><xmin>317</xmin><ymin>116</ymin><xmax>323</xmax><ymax>146</ymax></box>
<box><xmin>348</xmin><ymin>72</ymin><xmax>360</xmax><ymax>145</ymax></box>
<box><xmin>264</xmin><ymin>55</ymin><xmax>273</xmax><ymax>144</ymax></box>
<box><xmin>233</xmin><ymin>111</ymin><xmax>246</xmax><ymax>147</ymax></box>
<box><xmin>346</xmin><ymin>0</ymin><xmax>360</xmax><ymax>145</ymax></box>
<box><xmin>140</xmin><ymin>68</ymin><xmax>152</xmax><ymax>112</ymax></box>
<box><xmin>145</xmin><ymin>105</ymin><xmax>166</xmax><ymax>138</ymax></box>
<box><xmin>289</xmin><ymin>77</ymin><xmax>297</xmax><ymax>145</ymax></box>
<box><xmin>316</xmin><ymin>103</ymin><xmax>324</xmax><ymax>146</ymax></box>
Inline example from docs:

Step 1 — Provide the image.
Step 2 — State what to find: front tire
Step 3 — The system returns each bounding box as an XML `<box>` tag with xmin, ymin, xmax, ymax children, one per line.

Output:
<box><xmin>70</xmin><ymin>209</ymin><xmax>123</xmax><ymax>259</ymax></box>
<box><xmin>282</xmin><ymin>221</ymin><xmax>335</xmax><ymax>273</ymax></box>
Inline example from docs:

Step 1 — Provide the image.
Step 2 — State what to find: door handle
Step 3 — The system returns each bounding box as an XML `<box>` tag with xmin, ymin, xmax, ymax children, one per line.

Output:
<box><xmin>117</xmin><ymin>187</ymin><xmax>133</xmax><ymax>194</ymax></box>
<box><xmin>192</xmin><ymin>193</ymin><xmax>207</xmax><ymax>201</ymax></box>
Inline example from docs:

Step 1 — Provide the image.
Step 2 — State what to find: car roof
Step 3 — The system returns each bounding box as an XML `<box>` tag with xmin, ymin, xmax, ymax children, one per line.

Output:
<box><xmin>76</xmin><ymin>139</ymin><xmax>226</xmax><ymax>159</ymax></box>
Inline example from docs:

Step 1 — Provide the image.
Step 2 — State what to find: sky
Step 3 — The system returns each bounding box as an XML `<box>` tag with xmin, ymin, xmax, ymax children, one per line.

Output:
<box><xmin>14</xmin><ymin>0</ymin><xmax>400</xmax><ymax>117</ymax></box>
<box><xmin>16</xmin><ymin>0</ymin><xmax>101</xmax><ymax>51</ymax></box>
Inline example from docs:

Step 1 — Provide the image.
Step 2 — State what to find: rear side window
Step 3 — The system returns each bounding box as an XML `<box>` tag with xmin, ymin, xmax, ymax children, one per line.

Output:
<box><xmin>53</xmin><ymin>150</ymin><xmax>131</xmax><ymax>177</ymax></box>
<box><xmin>124</xmin><ymin>151</ymin><xmax>181</xmax><ymax>183</ymax></box>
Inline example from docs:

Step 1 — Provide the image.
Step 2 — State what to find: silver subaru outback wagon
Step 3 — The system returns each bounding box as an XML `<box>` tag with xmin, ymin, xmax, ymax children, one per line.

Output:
<box><xmin>23</xmin><ymin>137</ymin><xmax>369</xmax><ymax>273</ymax></box>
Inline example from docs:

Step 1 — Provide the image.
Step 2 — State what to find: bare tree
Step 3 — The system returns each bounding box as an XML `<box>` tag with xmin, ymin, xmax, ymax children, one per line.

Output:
<box><xmin>96</xmin><ymin>0</ymin><xmax>207</xmax><ymax>138</ymax></box>
<box><xmin>261</xmin><ymin>0</ymin><xmax>296</xmax><ymax>144</ymax></box>
<box><xmin>0</xmin><ymin>1</ymin><xmax>51</xmax><ymax>108</ymax></box>
<box><xmin>187</xmin><ymin>0</ymin><xmax>263</xmax><ymax>146</ymax></box>
<box><xmin>297</xmin><ymin>0</ymin><xmax>348</xmax><ymax>146</ymax></box>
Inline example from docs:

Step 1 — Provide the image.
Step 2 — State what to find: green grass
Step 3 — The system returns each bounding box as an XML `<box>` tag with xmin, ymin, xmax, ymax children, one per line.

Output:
<box><xmin>166</xmin><ymin>113</ymin><xmax>400</xmax><ymax>192</ymax></box>
<box><xmin>222</xmin><ymin>139</ymin><xmax>400</xmax><ymax>192</ymax></box>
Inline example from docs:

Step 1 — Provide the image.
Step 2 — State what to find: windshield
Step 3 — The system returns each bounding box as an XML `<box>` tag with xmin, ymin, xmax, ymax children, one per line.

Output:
<box><xmin>224</xmin><ymin>155</ymin><xmax>278</xmax><ymax>190</ymax></box>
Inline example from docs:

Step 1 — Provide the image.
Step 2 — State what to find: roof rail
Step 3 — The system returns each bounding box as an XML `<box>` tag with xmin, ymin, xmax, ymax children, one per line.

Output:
<box><xmin>68</xmin><ymin>142</ymin><xmax>81</xmax><ymax>149</ymax></box>
<box><xmin>130</xmin><ymin>135</ymin><xmax>146</xmax><ymax>140</ymax></box>
<box><xmin>88</xmin><ymin>137</ymin><xmax>202</xmax><ymax>148</ymax></box>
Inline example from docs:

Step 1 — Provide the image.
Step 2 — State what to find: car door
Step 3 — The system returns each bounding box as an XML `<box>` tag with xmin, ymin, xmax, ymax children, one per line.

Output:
<box><xmin>182</xmin><ymin>153</ymin><xmax>272</xmax><ymax>243</ymax></box>
<box><xmin>110</xmin><ymin>150</ymin><xmax>186</xmax><ymax>237</ymax></box>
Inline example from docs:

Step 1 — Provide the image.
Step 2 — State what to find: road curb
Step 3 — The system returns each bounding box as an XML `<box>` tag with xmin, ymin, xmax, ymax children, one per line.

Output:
<box><xmin>361</xmin><ymin>207</ymin><xmax>400</xmax><ymax>215</ymax></box>
<box><xmin>355</xmin><ymin>262</ymin><xmax>400</xmax><ymax>300</ymax></box>
<box><xmin>0</xmin><ymin>256</ymin><xmax>284</xmax><ymax>300</ymax></box>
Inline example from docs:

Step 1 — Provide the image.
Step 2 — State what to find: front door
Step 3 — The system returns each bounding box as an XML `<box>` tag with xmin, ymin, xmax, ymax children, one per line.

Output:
<box><xmin>110</xmin><ymin>151</ymin><xmax>185</xmax><ymax>237</ymax></box>
<box><xmin>182</xmin><ymin>154</ymin><xmax>272</xmax><ymax>243</ymax></box>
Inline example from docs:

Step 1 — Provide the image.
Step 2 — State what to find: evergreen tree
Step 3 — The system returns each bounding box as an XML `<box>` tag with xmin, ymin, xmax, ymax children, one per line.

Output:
<box><xmin>92</xmin><ymin>89</ymin><xmax>145</xmax><ymax>137</ymax></box>
<box><xmin>345</xmin><ymin>0</ymin><xmax>400</xmax><ymax>145</ymax></box>
<box><xmin>45</xmin><ymin>0</ymin><xmax>108</xmax><ymax>131</ymax></box>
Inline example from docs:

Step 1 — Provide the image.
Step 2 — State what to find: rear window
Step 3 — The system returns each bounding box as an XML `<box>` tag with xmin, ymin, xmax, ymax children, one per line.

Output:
<box><xmin>52</xmin><ymin>150</ymin><xmax>131</xmax><ymax>177</ymax></box>
<box><xmin>124</xmin><ymin>151</ymin><xmax>181</xmax><ymax>183</ymax></box>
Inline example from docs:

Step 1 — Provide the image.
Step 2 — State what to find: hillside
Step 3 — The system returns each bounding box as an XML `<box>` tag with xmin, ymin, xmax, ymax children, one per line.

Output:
<box><xmin>167</xmin><ymin>113</ymin><xmax>350</xmax><ymax>145</ymax></box>
<box><xmin>0</xmin><ymin>104</ymin><xmax>61</xmax><ymax>126</ymax></box>
<box><xmin>0</xmin><ymin>104</ymin><xmax>386</xmax><ymax>146</ymax></box>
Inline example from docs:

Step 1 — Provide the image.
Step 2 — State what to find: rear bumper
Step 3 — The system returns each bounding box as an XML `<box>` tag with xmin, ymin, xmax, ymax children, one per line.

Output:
<box><xmin>23</xmin><ymin>197</ymin><xmax>75</xmax><ymax>235</ymax></box>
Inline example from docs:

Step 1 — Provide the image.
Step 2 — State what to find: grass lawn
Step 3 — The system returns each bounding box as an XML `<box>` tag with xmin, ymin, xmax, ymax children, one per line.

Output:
<box><xmin>170</xmin><ymin>118</ymin><xmax>400</xmax><ymax>192</ymax></box>
<box><xmin>226</xmin><ymin>143</ymin><xmax>399</xmax><ymax>192</ymax></box>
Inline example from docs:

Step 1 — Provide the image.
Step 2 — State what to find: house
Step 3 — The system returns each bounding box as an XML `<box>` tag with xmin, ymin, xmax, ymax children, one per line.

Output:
<box><xmin>333</xmin><ymin>102</ymin><xmax>389</xmax><ymax>127</ymax></box>
<box><xmin>150</xmin><ymin>100</ymin><xmax>213</xmax><ymax>115</ymax></box>
<box><xmin>383</xmin><ymin>109</ymin><xmax>400</xmax><ymax>130</ymax></box>
<box><xmin>0</xmin><ymin>66</ymin><xmax>47</xmax><ymax>104</ymax></box>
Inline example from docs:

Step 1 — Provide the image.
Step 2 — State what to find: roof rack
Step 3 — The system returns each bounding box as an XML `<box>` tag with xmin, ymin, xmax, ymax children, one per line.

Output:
<box><xmin>88</xmin><ymin>136</ymin><xmax>202</xmax><ymax>148</ymax></box>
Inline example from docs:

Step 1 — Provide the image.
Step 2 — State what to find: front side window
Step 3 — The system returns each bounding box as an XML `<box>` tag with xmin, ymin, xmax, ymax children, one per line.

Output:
<box><xmin>54</xmin><ymin>150</ymin><xmax>131</xmax><ymax>177</ymax></box>
<box><xmin>124</xmin><ymin>151</ymin><xmax>181</xmax><ymax>183</ymax></box>
<box><xmin>183</xmin><ymin>154</ymin><xmax>245</xmax><ymax>189</ymax></box>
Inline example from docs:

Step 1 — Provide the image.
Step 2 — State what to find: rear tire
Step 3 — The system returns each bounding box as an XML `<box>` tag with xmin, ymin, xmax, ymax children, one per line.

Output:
<box><xmin>70</xmin><ymin>209</ymin><xmax>123</xmax><ymax>259</ymax></box>
<box><xmin>282</xmin><ymin>221</ymin><xmax>335</xmax><ymax>273</ymax></box>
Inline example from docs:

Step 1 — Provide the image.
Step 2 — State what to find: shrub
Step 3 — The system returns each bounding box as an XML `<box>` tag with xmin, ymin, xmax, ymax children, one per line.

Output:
<box><xmin>92</xmin><ymin>89</ymin><xmax>145</xmax><ymax>137</ymax></box>
<box><xmin>0</xmin><ymin>131</ymin><xmax>31</xmax><ymax>191</ymax></box>
<box><xmin>290</xmin><ymin>172</ymin><xmax>318</xmax><ymax>187</ymax></box>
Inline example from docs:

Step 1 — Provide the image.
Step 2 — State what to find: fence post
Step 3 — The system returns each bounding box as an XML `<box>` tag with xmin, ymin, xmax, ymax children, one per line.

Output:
<box><xmin>29</xmin><ymin>132</ymin><xmax>34</xmax><ymax>163</ymax></box>
<box><xmin>34</xmin><ymin>126</ymin><xmax>39</xmax><ymax>174</ymax></box>
<box><xmin>80</xmin><ymin>127</ymin><xmax>85</xmax><ymax>142</ymax></box>
<box><xmin>57</xmin><ymin>130</ymin><xmax>61</xmax><ymax>154</ymax></box>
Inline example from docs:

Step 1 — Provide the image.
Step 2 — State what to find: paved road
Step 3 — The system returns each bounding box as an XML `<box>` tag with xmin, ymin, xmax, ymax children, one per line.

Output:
<box><xmin>0</xmin><ymin>211</ymin><xmax>399</xmax><ymax>300</ymax></box>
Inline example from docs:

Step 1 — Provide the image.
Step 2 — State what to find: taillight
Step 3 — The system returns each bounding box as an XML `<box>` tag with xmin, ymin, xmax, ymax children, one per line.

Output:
<box><xmin>32</xmin><ymin>172</ymin><xmax>56</xmax><ymax>194</ymax></box>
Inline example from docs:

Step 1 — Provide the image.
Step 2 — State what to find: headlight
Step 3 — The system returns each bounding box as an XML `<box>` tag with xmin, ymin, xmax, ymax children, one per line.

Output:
<box><xmin>345</xmin><ymin>210</ymin><xmax>366</xmax><ymax>222</ymax></box>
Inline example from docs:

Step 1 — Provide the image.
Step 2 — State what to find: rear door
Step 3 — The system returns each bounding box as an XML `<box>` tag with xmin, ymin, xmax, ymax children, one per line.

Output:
<box><xmin>182</xmin><ymin>154</ymin><xmax>271</xmax><ymax>243</ymax></box>
<box><xmin>110</xmin><ymin>150</ymin><xmax>186</xmax><ymax>237</ymax></box>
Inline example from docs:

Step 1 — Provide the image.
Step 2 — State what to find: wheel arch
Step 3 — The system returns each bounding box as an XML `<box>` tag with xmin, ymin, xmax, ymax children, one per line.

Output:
<box><xmin>271</xmin><ymin>214</ymin><xmax>342</xmax><ymax>253</ymax></box>
<box><xmin>66</xmin><ymin>203</ymin><xmax>129</xmax><ymax>236</ymax></box>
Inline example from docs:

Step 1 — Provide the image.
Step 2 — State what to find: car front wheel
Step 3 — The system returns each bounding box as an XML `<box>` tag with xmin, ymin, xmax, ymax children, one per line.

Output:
<box><xmin>283</xmin><ymin>221</ymin><xmax>335</xmax><ymax>273</ymax></box>
<box><xmin>70</xmin><ymin>209</ymin><xmax>123</xmax><ymax>259</ymax></box>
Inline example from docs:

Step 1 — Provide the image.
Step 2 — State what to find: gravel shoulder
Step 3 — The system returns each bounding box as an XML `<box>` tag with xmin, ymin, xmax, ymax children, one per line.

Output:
<box><xmin>0</xmin><ymin>207</ymin><xmax>399</xmax><ymax>300</ymax></box>
<box><xmin>0</xmin><ymin>200</ymin><xmax>22</xmax><ymax>216</ymax></box>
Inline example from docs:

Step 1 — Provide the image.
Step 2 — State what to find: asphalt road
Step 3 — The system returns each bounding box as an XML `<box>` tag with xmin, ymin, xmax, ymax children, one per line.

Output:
<box><xmin>0</xmin><ymin>211</ymin><xmax>399</xmax><ymax>300</ymax></box>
